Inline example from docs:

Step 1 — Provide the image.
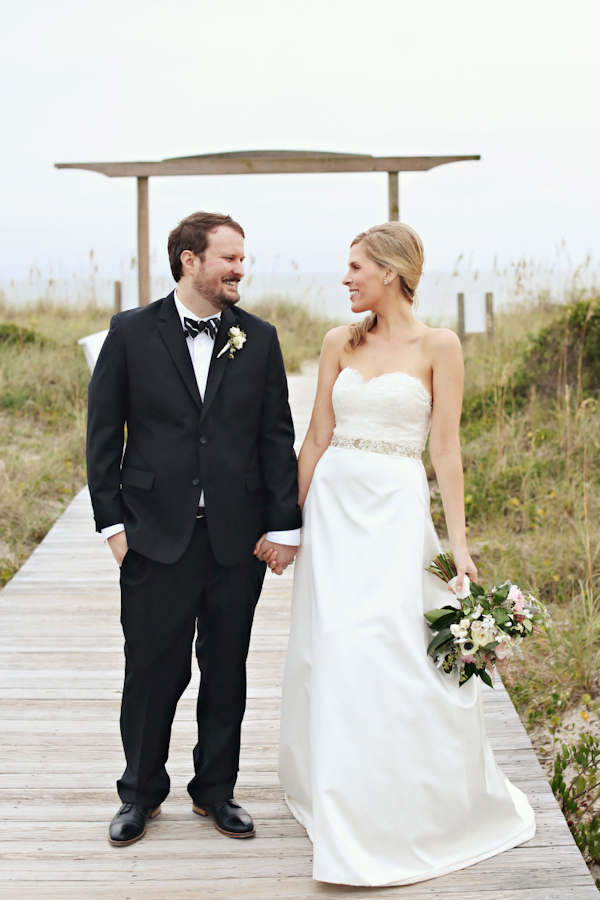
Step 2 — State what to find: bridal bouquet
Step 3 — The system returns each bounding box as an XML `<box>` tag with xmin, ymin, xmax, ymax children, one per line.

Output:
<box><xmin>424</xmin><ymin>553</ymin><xmax>548</xmax><ymax>688</ymax></box>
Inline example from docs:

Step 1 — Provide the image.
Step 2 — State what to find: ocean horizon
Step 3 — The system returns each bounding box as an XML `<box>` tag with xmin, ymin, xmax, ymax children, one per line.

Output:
<box><xmin>1</xmin><ymin>264</ymin><xmax>597</xmax><ymax>333</ymax></box>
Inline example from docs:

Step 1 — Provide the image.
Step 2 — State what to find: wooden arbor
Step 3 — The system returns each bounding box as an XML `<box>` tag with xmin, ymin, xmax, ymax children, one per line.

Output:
<box><xmin>55</xmin><ymin>150</ymin><xmax>480</xmax><ymax>307</ymax></box>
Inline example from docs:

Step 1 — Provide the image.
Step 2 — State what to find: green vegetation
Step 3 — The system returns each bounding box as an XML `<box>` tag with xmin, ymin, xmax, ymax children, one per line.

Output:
<box><xmin>248</xmin><ymin>297</ymin><xmax>336</xmax><ymax>372</ymax></box>
<box><xmin>429</xmin><ymin>296</ymin><xmax>600</xmax><ymax>718</ymax></box>
<box><xmin>0</xmin><ymin>297</ymin><xmax>334</xmax><ymax>584</ymax></box>
<box><xmin>0</xmin><ymin>302</ymin><xmax>109</xmax><ymax>585</ymax></box>
<box><xmin>551</xmin><ymin>731</ymin><xmax>600</xmax><ymax>884</ymax></box>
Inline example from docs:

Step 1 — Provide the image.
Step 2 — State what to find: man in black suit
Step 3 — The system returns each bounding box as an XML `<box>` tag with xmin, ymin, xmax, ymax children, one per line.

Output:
<box><xmin>87</xmin><ymin>212</ymin><xmax>301</xmax><ymax>846</ymax></box>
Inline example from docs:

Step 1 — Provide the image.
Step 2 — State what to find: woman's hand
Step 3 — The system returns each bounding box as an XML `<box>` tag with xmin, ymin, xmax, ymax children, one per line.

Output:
<box><xmin>451</xmin><ymin>546</ymin><xmax>477</xmax><ymax>594</ymax></box>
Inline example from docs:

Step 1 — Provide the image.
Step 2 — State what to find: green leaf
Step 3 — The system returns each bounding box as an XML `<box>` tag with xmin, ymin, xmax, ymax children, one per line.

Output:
<box><xmin>522</xmin><ymin>618</ymin><xmax>533</xmax><ymax>633</ymax></box>
<box><xmin>429</xmin><ymin>611</ymin><xmax>460</xmax><ymax>632</ymax></box>
<box><xmin>478</xmin><ymin>669</ymin><xmax>494</xmax><ymax>688</ymax></box>
<box><xmin>424</xmin><ymin>606</ymin><xmax>458</xmax><ymax>625</ymax></box>
<box><xmin>493</xmin><ymin>608</ymin><xmax>510</xmax><ymax>626</ymax></box>
<box><xmin>470</xmin><ymin>582</ymin><xmax>486</xmax><ymax>598</ymax></box>
<box><xmin>427</xmin><ymin>627</ymin><xmax>453</xmax><ymax>656</ymax></box>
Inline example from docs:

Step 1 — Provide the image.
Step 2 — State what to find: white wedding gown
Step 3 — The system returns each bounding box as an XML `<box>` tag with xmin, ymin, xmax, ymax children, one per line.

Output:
<box><xmin>278</xmin><ymin>367</ymin><xmax>535</xmax><ymax>887</ymax></box>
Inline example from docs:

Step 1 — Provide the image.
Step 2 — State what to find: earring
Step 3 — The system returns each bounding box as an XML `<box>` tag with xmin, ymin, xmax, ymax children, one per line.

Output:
<box><xmin>384</xmin><ymin>279</ymin><xmax>389</xmax><ymax>285</ymax></box>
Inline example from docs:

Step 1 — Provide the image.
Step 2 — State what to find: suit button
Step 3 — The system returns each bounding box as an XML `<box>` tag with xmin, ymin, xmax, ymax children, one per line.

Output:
<box><xmin>192</xmin><ymin>477</ymin><xmax>200</xmax><ymax>486</ymax></box>
<box><xmin>199</xmin><ymin>436</ymin><xmax>208</xmax><ymax>444</ymax></box>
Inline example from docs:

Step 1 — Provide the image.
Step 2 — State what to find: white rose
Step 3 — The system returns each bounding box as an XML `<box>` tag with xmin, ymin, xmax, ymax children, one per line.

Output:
<box><xmin>450</xmin><ymin>623</ymin><xmax>467</xmax><ymax>638</ymax></box>
<box><xmin>230</xmin><ymin>326</ymin><xmax>241</xmax><ymax>336</ymax></box>
<box><xmin>471</xmin><ymin>604</ymin><xmax>483</xmax><ymax>619</ymax></box>
<box><xmin>448</xmin><ymin>575</ymin><xmax>471</xmax><ymax>600</ymax></box>
<box><xmin>470</xmin><ymin>621</ymin><xmax>487</xmax><ymax>642</ymax></box>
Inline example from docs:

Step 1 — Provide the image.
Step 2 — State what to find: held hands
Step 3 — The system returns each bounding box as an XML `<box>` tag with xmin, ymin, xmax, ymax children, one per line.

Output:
<box><xmin>451</xmin><ymin>546</ymin><xmax>477</xmax><ymax>595</ymax></box>
<box><xmin>107</xmin><ymin>530</ymin><xmax>129</xmax><ymax>567</ymax></box>
<box><xmin>254</xmin><ymin>535</ymin><xmax>297</xmax><ymax>575</ymax></box>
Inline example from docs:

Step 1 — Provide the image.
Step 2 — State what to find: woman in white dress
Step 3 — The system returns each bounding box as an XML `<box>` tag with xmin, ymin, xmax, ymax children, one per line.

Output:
<box><xmin>274</xmin><ymin>223</ymin><xmax>535</xmax><ymax>886</ymax></box>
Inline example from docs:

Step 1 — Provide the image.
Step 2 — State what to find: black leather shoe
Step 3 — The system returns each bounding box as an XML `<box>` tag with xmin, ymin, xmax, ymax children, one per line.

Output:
<box><xmin>108</xmin><ymin>802</ymin><xmax>161</xmax><ymax>846</ymax></box>
<box><xmin>192</xmin><ymin>798</ymin><xmax>255</xmax><ymax>838</ymax></box>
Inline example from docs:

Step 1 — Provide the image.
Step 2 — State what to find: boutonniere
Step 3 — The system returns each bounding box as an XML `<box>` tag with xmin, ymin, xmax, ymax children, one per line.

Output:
<box><xmin>217</xmin><ymin>325</ymin><xmax>247</xmax><ymax>360</ymax></box>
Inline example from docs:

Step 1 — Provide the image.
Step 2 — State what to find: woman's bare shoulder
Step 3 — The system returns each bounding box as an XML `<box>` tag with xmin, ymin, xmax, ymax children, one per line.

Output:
<box><xmin>321</xmin><ymin>325</ymin><xmax>352</xmax><ymax>352</ymax></box>
<box><xmin>422</xmin><ymin>326</ymin><xmax>462</xmax><ymax>356</ymax></box>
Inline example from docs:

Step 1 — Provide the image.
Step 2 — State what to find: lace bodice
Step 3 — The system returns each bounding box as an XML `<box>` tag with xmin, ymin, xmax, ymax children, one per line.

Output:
<box><xmin>331</xmin><ymin>367</ymin><xmax>432</xmax><ymax>455</ymax></box>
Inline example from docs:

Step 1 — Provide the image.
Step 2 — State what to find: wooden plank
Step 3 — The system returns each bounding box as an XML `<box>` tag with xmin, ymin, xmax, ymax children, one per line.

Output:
<box><xmin>0</xmin><ymin>370</ymin><xmax>596</xmax><ymax>899</ymax></box>
<box><xmin>54</xmin><ymin>154</ymin><xmax>480</xmax><ymax>178</ymax></box>
<box><xmin>0</xmin><ymin>885</ymin><xmax>596</xmax><ymax>900</ymax></box>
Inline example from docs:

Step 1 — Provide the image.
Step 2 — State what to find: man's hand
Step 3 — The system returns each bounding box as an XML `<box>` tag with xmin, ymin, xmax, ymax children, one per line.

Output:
<box><xmin>254</xmin><ymin>535</ymin><xmax>297</xmax><ymax>575</ymax></box>
<box><xmin>107</xmin><ymin>530</ymin><xmax>129</xmax><ymax>567</ymax></box>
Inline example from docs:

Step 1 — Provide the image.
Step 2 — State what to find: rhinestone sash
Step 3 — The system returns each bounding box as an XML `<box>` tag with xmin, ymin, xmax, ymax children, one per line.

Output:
<box><xmin>330</xmin><ymin>433</ymin><xmax>422</xmax><ymax>459</ymax></box>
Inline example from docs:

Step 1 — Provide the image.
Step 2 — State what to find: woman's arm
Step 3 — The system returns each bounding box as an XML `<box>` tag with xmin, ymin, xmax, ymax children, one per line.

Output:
<box><xmin>297</xmin><ymin>326</ymin><xmax>348</xmax><ymax>509</ymax></box>
<box><xmin>426</xmin><ymin>329</ymin><xmax>477</xmax><ymax>591</ymax></box>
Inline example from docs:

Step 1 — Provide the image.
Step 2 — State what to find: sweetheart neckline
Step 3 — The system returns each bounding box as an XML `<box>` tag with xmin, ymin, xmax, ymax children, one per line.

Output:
<box><xmin>341</xmin><ymin>367</ymin><xmax>432</xmax><ymax>400</ymax></box>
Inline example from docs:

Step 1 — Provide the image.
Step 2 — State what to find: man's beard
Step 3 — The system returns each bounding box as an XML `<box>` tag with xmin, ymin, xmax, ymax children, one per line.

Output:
<box><xmin>193</xmin><ymin>274</ymin><xmax>241</xmax><ymax>311</ymax></box>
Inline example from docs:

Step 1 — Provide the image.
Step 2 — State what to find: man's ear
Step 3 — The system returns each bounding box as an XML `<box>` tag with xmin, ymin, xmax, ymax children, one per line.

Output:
<box><xmin>180</xmin><ymin>250</ymin><xmax>197</xmax><ymax>276</ymax></box>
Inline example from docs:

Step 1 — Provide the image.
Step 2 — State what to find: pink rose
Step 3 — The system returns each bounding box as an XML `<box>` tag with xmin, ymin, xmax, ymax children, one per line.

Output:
<box><xmin>495</xmin><ymin>641</ymin><xmax>512</xmax><ymax>660</ymax></box>
<box><xmin>508</xmin><ymin>584</ymin><xmax>525</xmax><ymax>611</ymax></box>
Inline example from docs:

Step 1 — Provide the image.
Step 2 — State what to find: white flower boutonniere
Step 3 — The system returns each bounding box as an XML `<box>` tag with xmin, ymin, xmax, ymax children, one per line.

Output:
<box><xmin>217</xmin><ymin>325</ymin><xmax>247</xmax><ymax>360</ymax></box>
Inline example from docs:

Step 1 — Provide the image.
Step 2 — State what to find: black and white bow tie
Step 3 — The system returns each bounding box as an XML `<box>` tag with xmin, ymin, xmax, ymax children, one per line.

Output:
<box><xmin>183</xmin><ymin>316</ymin><xmax>219</xmax><ymax>340</ymax></box>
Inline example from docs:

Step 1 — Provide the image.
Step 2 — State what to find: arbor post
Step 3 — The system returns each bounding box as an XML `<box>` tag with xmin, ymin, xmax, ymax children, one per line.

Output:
<box><xmin>137</xmin><ymin>177</ymin><xmax>150</xmax><ymax>306</ymax></box>
<box><xmin>388</xmin><ymin>172</ymin><xmax>400</xmax><ymax>221</ymax></box>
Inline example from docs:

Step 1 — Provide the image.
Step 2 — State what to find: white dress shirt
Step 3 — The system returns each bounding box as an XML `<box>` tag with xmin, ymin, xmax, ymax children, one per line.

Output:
<box><xmin>101</xmin><ymin>290</ymin><xmax>300</xmax><ymax>547</ymax></box>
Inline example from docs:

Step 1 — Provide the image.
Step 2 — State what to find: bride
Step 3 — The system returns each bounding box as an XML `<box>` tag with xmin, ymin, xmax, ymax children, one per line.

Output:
<box><xmin>274</xmin><ymin>222</ymin><xmax>535</xmax><ymax>886</ymax></box>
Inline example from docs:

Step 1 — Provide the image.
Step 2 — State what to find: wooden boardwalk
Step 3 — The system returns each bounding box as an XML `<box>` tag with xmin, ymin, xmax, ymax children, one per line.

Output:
<box><xmin>0</xmin><ymin>371</ymin><xmax>597</xmax><ymax>899</ymax></box>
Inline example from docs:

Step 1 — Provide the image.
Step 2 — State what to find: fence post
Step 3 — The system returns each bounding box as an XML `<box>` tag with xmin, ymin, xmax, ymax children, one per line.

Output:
<box><xmin>114</xmin><ymin>280</ymin><xmax>122</xmax><ymax>314</ymax></box>
<box><xmin>457</xmin><ymin>293</ymin><xmax>465</xmax><ymax>343</ymax></box>
<box><xmin>486</xmin><ymin>292</ymin><xmax>494</xmax><ymax>340</ymax></box>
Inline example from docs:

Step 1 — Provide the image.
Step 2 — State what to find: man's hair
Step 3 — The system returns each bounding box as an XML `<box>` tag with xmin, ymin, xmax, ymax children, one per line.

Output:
<box><xmin>167</xmin><ymin>212</ymin><xmax>245</xmax><ymax>281</ymax></box>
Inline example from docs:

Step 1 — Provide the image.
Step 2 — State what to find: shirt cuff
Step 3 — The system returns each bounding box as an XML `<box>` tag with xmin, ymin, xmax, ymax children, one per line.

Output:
<box><xmin>265</xmin><ymin>528</ymin><xmax>301</xmax><ymax>546</ymax></box>
<box><xmin>101</xmin><ymin>523</ymin><xmax>126</xmax><ymax>542</ymax></box>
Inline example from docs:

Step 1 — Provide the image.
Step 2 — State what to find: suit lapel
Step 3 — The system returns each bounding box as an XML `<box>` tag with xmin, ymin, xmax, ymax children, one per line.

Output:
<box><xmin>200</xmin><ymin>307</ymin><xmax>236</xmax><ymax>423</ymax></box>
<box><xmin>158</xmin><ymin>293</ymin><xmax>202</xmax><ymax>409</ymax></box>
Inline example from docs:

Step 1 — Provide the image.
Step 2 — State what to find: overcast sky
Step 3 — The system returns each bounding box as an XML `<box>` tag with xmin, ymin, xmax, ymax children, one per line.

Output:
<box><xmin>1</xmin><ymin>0</ymin><xmax>599</xmax><ymax>289</ymax></box>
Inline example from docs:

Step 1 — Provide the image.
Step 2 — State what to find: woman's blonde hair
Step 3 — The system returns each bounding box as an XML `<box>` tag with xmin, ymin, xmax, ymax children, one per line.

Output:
<box><xmin>347</xmin><ymin>222</ymin><xmax>425</xmax><ymax>350</ymax></box>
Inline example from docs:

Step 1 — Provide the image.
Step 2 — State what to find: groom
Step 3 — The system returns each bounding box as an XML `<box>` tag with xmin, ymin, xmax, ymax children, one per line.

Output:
<box><xmin>87</xmin><ymin>212</ymin><xmax>301</xmax><ymax>846</ymax></box>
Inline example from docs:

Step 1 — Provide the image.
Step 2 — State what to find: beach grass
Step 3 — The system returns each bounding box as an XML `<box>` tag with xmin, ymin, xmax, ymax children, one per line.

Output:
<box><xmin>426</xmin><ymin>294</ymin><xmax>600</xmax><ymax>726</ymax></box>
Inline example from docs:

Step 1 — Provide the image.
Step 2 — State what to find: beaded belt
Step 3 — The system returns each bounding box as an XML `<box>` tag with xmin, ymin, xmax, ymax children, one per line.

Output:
<box><xmin>330</xmin><ymin>433</ymin><xmax>422</xmax><ymax>459</ymax></box>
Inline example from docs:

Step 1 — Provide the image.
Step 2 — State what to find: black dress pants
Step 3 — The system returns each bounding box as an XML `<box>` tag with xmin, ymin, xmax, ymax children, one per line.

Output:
<box><xmin>116</xmin><ymin>517</ymin><xmax>266</xmax><ymax>808</ymax></box>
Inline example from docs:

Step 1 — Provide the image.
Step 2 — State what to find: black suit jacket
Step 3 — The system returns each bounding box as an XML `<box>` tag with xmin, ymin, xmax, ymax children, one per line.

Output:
<box><xmin>86</xmin><ymin>292</ymin><xmax>301</xmax><ymax>566</ymax></box>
